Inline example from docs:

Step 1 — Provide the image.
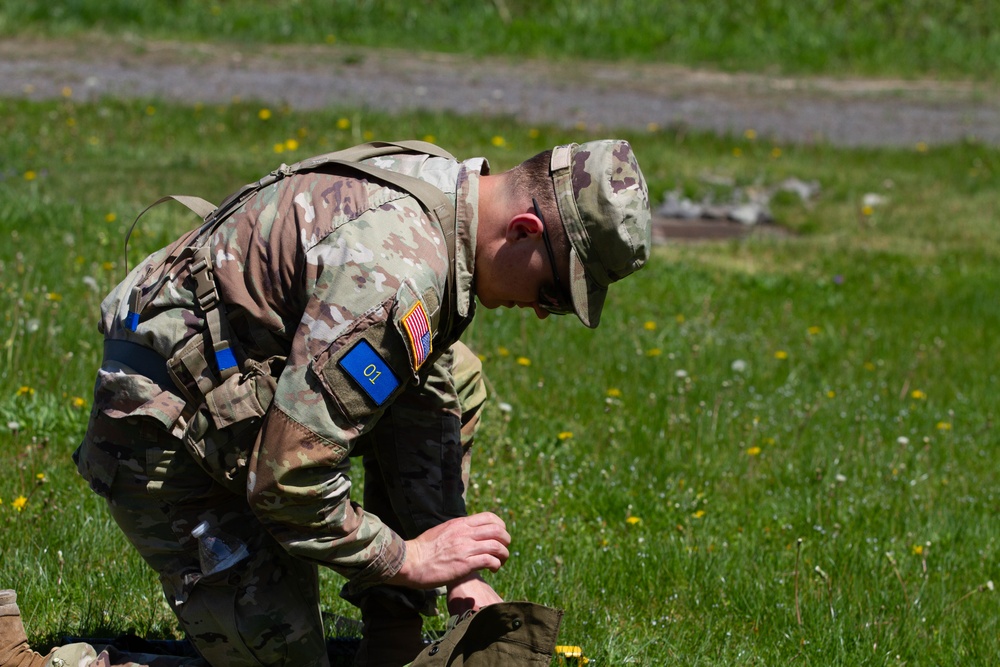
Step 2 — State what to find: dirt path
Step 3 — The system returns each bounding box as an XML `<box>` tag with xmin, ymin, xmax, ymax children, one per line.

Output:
<box><xmin>3</xmin><ymin>34</ymin><xmax>999</xmax><ymax>148</ymax></box>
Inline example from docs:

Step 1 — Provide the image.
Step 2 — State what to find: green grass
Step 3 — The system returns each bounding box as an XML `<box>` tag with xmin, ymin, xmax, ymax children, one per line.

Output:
<box><xmin>1</xmin><ymin>94</ymin><xmax>998</xmax><ymax>665</ymax></box>
<box><xmin>3</xmin><ymin>1</ymin><xmax>1000</xmax><ymax>81</ymax></box>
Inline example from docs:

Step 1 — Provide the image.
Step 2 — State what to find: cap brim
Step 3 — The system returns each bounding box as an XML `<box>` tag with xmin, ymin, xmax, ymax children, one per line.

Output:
<box><xmin>568</xmin><ymin>247</ymin><xmax>606</xmax><ymax>329</ymax></box>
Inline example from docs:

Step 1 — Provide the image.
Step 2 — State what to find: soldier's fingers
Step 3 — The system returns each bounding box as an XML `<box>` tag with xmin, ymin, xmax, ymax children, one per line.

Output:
<box><xmin>464</xmin><ymin>511</ymin><xmax>506</xmax><ymax>531</ymax></box>
<box><xmin>467</xmin><ymin>551</ymin><xmax>506</xmax><ymax>574</ymax></box>
<box><xmin>443</xmin><ymin>515</ymin><xmax>510</xmax><ymax>546</ymax></box>
<box><xmin>465</xmin><ymin>537</ymin><xmax>509</xmax><ymax>568</ymax></box>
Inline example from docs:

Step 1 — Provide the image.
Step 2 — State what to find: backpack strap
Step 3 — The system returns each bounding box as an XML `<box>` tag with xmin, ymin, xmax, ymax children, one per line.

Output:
<box><xmin>205</xmin><ymin>140</ymin><xmax>458</xmax><ymax>272</ymax></box>
<box><xmin>123</xmin><ymin>195</ymin><xmax>217</xmax><ymax>276</ymax></box>
<box><xmin>121</xmin><ymin>141</ymin><xmax>463</xmax><ymax>381</ymax></box>
<box><xmin>198</xmin><ymin>140</ymin><xmax>461</xmax><ymax>342</ymax></box>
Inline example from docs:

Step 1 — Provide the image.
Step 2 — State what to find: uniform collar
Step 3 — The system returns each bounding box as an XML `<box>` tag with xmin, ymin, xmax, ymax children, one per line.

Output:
<box><xmin>454</xmin><ymin>157</ymin><xmax>488</xmax><ymax>319</ymax></box>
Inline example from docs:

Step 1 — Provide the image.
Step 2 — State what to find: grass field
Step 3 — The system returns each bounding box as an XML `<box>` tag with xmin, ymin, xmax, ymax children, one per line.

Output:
<box><xmin>1</xmin><ymin>88</ymin><xmax>997</xmax><ymax>664</ymax></box>
<box><xmin>3</xmin><ymin>1</ymin><xmax>1000</xmax><ymax>81</ymax></box>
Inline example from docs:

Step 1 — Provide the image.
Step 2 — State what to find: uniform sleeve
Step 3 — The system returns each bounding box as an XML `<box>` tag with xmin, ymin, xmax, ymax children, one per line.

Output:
<box><xmin>246</xmin><ymin>194</ymin><xmax>451</xmax><ymax>588</ymax></box>
<box><xmin>362</xmin><ymin>345</ymin><xmax>466</xmax><ymax>536</ymax></box>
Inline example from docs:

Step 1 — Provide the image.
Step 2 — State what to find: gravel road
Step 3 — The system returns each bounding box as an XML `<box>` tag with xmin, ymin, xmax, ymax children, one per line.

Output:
<box><xmin>3</xmin><ymin>34</ymin><xmax>999</xmax><ymax>148</ymax></box>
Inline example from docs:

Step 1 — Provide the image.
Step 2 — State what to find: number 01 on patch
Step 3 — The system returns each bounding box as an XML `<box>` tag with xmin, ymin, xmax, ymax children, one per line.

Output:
<box><xmin>338</xmin><ymin>340</ymin><xmax>400</xmax><ymax>406</ymax></box>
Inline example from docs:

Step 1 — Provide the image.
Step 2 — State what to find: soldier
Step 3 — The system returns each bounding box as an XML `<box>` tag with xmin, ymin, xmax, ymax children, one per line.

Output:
<box><xmin>65</xmin><ymin>138</ymin><xmax>650</xmax><ymax>667</ymax></box>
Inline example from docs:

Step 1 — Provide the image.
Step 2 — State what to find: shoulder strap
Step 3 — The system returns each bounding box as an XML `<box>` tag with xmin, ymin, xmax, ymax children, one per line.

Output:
<box><xmin>123</xmin><ymin>195</ymin><xmax>216</xmax><ymax>275</ymax></box>
<box><xmin>200</xmin><ymin>140</ymin><xmax>460</xmax><ymax>339</ymax></box>
<box><xmin>122</xmin><ymin>141</ymin><xmax>463</xmax><ymax>356</ymax></box>
<box><xmin>206</xmin><ymin>140</ymin><xmax>458</xmax><ymax>267</ymax></box>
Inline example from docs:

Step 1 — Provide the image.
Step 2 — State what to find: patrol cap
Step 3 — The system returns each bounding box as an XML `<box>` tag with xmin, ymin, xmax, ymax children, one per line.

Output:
<box><xmin>550</xmin><ymin>139</ymin><xmax>651</xmax><ymax>328</ymax></box>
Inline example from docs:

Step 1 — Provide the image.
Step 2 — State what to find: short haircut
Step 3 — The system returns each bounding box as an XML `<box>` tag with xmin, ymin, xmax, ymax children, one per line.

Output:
<box><xmin>504</xmin><ymin>150</ymin><xmax>566</xmax><ymax>253</ymax></box>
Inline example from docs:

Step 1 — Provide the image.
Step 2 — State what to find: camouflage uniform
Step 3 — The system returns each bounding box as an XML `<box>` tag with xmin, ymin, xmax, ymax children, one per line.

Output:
<box><xmin>75</xmin><ymin>148</ymin><xmax>488</xmax><ymax>666</ymax></box>
<box><xmin>73</xmin><ymin>140</ymin><xmax>651</xmax><ymax>667</ymax></box>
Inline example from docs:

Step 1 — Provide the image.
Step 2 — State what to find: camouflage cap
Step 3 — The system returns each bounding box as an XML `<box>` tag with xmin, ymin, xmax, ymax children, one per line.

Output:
<box><xmin>550</xmin><ymin>140</ymin><xmax>651</xmax><ymax>328</ymax></box>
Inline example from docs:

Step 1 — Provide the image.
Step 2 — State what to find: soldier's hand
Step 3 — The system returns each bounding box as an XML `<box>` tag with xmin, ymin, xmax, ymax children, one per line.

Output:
<box><xmin>446</xmin><ymin>572</ymin><xmax>504</xmax><ymax>616</ymax></box>
<box><xmin>388</xmin><ymin>512</ymin><xmax>510</xmax><ymax>590</ymax></box>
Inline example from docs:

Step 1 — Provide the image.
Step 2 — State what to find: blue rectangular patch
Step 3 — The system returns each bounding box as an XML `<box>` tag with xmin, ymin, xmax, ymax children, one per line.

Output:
<box><xmin>215</xmin><ymin>346</ymin><xmax>238</xmax><ymax>373</ymax></box>
<box><xmin>338</xmin><ymin>340</ymin><xmax>400</xmax><ymax>406</ymax></box>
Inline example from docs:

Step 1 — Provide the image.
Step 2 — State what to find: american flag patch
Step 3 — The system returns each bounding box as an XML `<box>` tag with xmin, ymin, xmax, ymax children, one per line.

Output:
<box><xmin>401</xmin><ymin>301</ymin><xmax>432</xmax><ymax>370</ymax></box>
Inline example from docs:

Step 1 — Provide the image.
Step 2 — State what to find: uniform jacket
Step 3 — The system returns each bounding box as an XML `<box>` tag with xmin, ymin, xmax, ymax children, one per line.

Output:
<box><xmin>76</xmin><ymin>149</ymin><xmax>488</xmax><ymax>587</ymax></box>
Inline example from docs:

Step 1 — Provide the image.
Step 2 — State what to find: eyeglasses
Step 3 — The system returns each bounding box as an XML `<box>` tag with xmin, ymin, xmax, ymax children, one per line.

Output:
<box><xmin>533</xmin><ymin>198</ymin><xmax>573</xmax><ymax>315</ymax></box>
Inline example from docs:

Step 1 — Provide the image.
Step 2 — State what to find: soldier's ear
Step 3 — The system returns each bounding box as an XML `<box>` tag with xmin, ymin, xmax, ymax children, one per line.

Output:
<box><xmin>505</xmin><ymin>212</ymin><xmax>543</xmax><ymax>243</ymax></box>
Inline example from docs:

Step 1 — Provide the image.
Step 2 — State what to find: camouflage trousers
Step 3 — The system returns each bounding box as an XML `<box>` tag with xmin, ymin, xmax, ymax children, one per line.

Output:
<box><xmin>76</xmin><ymin>343</ymin><xmax>487</xmax><ymax>667</ymax></box>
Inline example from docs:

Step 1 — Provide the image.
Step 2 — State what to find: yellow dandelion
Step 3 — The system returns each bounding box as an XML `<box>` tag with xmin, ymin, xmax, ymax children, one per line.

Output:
<box><xmin>864</xmin><ymin>361</ymin><xmax>876</xmax><ymax>371</ymax></box>
<box><xmin>496</xmin><ymin>346</ymin><xmax>510</xmax><ymax>357</ymax></box>
<box><xmin>912</xmin><ymin>544</ymin><xmax>924</xmax><ymax>555</ymax></box>
<box><xmin>284</xmin><ymin>139</ymin><xmax>299</xmax><ymax>151</ymax></box>
<box><xmin>574</xmin><ymin>120</ymin><xmax>587</xmax><ymax>131</ymax></box>
<box><xmin>827</xmin><ymin>390</ymin><xmax>836</xmax><ymax>398</ymax></box>
<box><xmin>422</xmin><ymin>134</ymin><xmax>436</xmax><ymax>143</ymax></box>
<box><xmin>626</xmin><ymin>516</ymin><xmax>641</xmax><ymax>525</ymax></box>
<box><xmin>363</xmin><ymin>130</ymin><xmax>375</xmax><ymax>140</ymax></box>
<box><xmin>936</xmin><ymin>421</ymin><xmax>952</xmax><ymax>431</ymax></box>
<box><xmin>61</xmin><ymin>86</ymin><xmax>73</xmax><ymax>98</ymax></box>
<box><xmin>105</xmin><ymin>212</ymin><xmax>117</xmax><ymax>223</ymax></box>
<box><xmin>71</xmin><ymin>396</ymin><xmax>86</xmax><ymax>409</ymax></box>
<box><xmin>102</xmin><ymin>261</ymin><xmax>115</xmax><ymax>271</ymax></box>
<box><xmin>646</xmin><ymin>348</ymin><xmax>662</xmax><ymax>357</ymax></box>
<box><xmin>12</xmin><ymin>496</ymin><xmax>28</xmax><ymax>512</ymax></box>
<box><xmin>774</xmin><ymin>350</ymin><xmax>788</xmax><ymax>360</ymax></box>
<box><xmin>747</xmin><ymin>446</ymin><xmax>762</xmax><ymax>456</ymax></box>
<box><xmin>556</xmin><ymin>646</ymin><xmax>585</xmax><ymax>660</ymax></box>
<box><xmin>916</xmin><ymin>142</ymin><xmax>928</xmax><ymax>153</ymax></box>
<box><xmin>325</xmin><ymin>34</ymin><xmax>337</xmax><ymax>44</ymax></box>
<box><xmin>337</xmin><ymin>117</ymin><xmax>351</xmax><ymax>130</ymax></box>
<box><xmin>35</xmin><ymin>473</ymin><xmax>45</xmax><ymax>481</ymax></box>
<box><xmin>807</xmin><ymin>325</ymin><xmax>821</xmax><ymax>335</ymax></box>
<box><xmin>744</xmin><ymin>128</ymin><xmax>757</xmax><ymax>141</ymax></box>
<box><xmin>643</xmin><ymin>320</ymin><xmax>656</xmax><ymax>331</ymax></box>
<box><xmin>66</xmin><ymin>117</ymin><xmax>77</xmax><ymax>127</ymax></box>
<box><xmin>692</xmin><ymin>510</ymin><xmax>706</xmax><ymax>519</ymax></box>
<box><xmin>675</xmin><ymin>314</ymin><xmax>685</xmax><ymax>324</ymax></box>
<box><xmin>88</xmin><ymin>136</ymin><xmax>100</xmax><ymax>146</ymax></box>
<box><xmin>861</xmin><ymin>205</ymin><xmax>874</xmax><ymax>216</ymax></box>
<box><xmin>491</xmin><ymin>135</ymin><xmax>506</xmax><ymax>148</ymax></box>
<box><xmin>274</xmin><ymin>143</ymin><xmax>287</xmax><ymax>153</ymax></box>
<box><xmin>770</xmin><ymin>147</ymin><xmax>783</xmax><ymax>159</ymax></box>
<box><xmin>732</xmin><ymin>147</ymin><xmax>743</xmax><ymax>157</ymax></box>
<box><xmin>145</xmin><ymin>105</ymin><xmax>156</xmax><ymax>116</ymax></box>
<box><xmin>516</xmin><ymin>356</ymin><xmax>531</xmax><ymax>367</ymax></box>
<box><xmin>764</xmin><ymin>437</ymin><xmax>775</xmax><ymax>445</ymax></box>
<box><xmin>24</xmin><ymin>170</ymin><xmax>37</xmax><ymax>181</ymax></box>
<box><xmin>911</xmin><ymin>390</ymin><xmax>927</xmax><ymax>400</ymax></box>
<box><xmin>557</xmin><ymin>431</ymin><xmax>574</xmax><ymax>441</ymax></box>
<box><xmin>210</xmin><ymin>5</ymin><xmax>222</xmax><ymax>16</ymax></box>
<box><xmin>606</xmin><ymin>388</ymin><xmax>622</xmax><ymax>398</ymax></box>
<box><xmin>46</xmin><ymin>292</ymin><xmax>62</xmax><ymax>302</ymax></box>
<box><xmin>297</xmin><ymin>127</ymin><xmax>308</xmax><ymax>138</ymax></box>
<box><xmin>528</xmin><ymin>128</ymin><xmax>540</xmax><ymax>139</ymax></box>
<box><xmin>258</xmin><ymin>108</ymin><xmax>272</xmax><ymax>120</ymax></box>
<box><xmin>646</xmin><ymin>122</ymin><xmax>660</xmax><ymax>133</ymax></box>
<box><xmin>16</xmin><ymin>386</ymin><xmax>35</xmax><ymax>397</ymax></box>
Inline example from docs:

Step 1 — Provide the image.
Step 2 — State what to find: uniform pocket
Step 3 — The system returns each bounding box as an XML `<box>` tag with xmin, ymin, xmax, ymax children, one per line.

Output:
<box><xmin>310</xmin><ymin>294</ymin><xmax>415</xmax><ymax>428</ymax></box>
<box><xmin>171</xmin><ymin>570</ymin><xmax>278</xmax><ymax>667</ymax></box>
<box><xmin>183</xmin><ymin>357</ymin><xmax>284</xmax><ymax>494</ymax></box>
